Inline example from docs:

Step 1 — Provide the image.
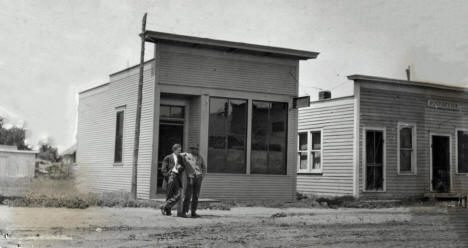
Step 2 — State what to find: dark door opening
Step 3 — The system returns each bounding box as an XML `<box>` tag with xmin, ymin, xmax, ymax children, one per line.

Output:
<box><xmin>365</xmin><ymin>130</ymin><xmax>384</xmax><ymax>191</ymax></box>
<box><xmin>157</xmin><ymin>122</ymin><xmax>184</xmax><ymax>194</ymax></box>
<box><xmin>432</xmin><ymin>135</ymin><xmax>450</xmax><ymax>193</ymax></box>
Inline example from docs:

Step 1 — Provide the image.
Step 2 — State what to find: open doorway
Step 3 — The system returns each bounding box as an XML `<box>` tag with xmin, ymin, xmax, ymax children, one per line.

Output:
<box><xmin>431</xmin><ymin>135</ymin><xmax>451</xmax><ymax>193</ymax></box>
<box><xmin>157</xmin><ymin>105</ymin><xmax>185</xmax><ymax>194</ymax></box>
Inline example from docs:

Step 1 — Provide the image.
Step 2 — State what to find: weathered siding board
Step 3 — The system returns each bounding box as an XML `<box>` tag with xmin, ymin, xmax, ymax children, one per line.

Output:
<box><xmin>297</xmin><ymin>97</ymin><xmax>355</xmax><ymax>196</ymax></box>
<box><xmin>77</xmin><ymin>63</ymin><xmax>155</xmax><ymax>198</ymax></box>
<box><xmin>358</xmin><ymin>82</ymin><xmax>468</xmax><ymax>197</ymax></box>
<box><xmin>0</xmin><ymin>151</ymin><xmax>36</xmax><ymax>178</ymax></box>
<box><xmin>187</xmin><ymin>96</ymin><xmax>201</xmax><ymax>148</ymax></box>
<box><xmin>158</xmin><ymin>44</ymin><xmax>298</xmax><ymax>96</ymax></box>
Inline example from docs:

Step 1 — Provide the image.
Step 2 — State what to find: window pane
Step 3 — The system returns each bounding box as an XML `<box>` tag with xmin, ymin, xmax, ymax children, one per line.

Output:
<box><xmin>208</xmin><ymin>97</ymin><xmax>247</xmax><ymax>173</ymax></box>
<box><xmin>251</xmin><ymin>101</ymin><xmax>287</xmax><ymax>175</ymax></box>
<box><xmin>311</xmin><ymin>151</ymin><xmax>321</xmax><ymax>170</ymax></box>
<box><xmin>458</xmin><ymin>131</ymin><xmax>468</xmax><ymax>173</ymax></box>
<box><xmin>228</xmin><ymin>100</ymin><xmax>247</xmax><ymax>135</ymax></box>
<box><xmin>366</xmin><ymin>131</ymin><xmax>375</xmax><ymax>164</ymax></box>
<box><xmin>251</xmin><ymin>101</ymin><xmax>270</xmax><ymax>137</ymax></box>
<box><xmin>312</xmin><ymin>131</ymin><xmax>321</xmax><ymax>150</ymax></box>
<box><xmin>298</xmin><ymin>132</ymin><xmax>307</xmax><ymax>151</ymax></box>
<box><xmin>400</xmin><ymin>150</ymin><xmax>412</xmax><ymax>172</ymax></box>
<box><xmin>208</xmin><ymin>148</ymin><xmax>226</xmax><ymax>172</ymax></box>
<box><xmin>400</xmin><ymin>127</ymin><xmax>412</xmax><ymax>149</ymax></box>
<box><xmin>160</xmin><ymin>106</ymin><xmax>171</xmax><ymax>117</ymax></box>
<box><xmin>251</xmin><ymin>101</ymin><xmax>270</xmax><ymax>174</ymax></box>
<box><xmin>366</xmin><ymin>164</ymin><xmax>383</xmax><ymax>190</ymax></box>
<box><xmin>375</xmin><ymin>132</ymin><xmax>383</xmax><ymax>164</ymax></box>
<box><xmin>298</xmin><ymin>152</ymin><xmax>307</xmax><ymax>170</ymax></box>
<box><xmin>114</xmin><ymin>111</ymin><xmax>124</xmax><ymax>163</ymax></box>
<box><xmin>269</xmin><ymin>102</ymin><xmax>287</xmax><ymax>174</ymax></box>
<box><xmin>251</xmin><ymin>135</ymin><xmax>268</xmax><ymax>173</ymax></box>
<box><xmin>171</xmin><ymin>106</ymin><xmax>184</xmax><ymax>118</ymax></box>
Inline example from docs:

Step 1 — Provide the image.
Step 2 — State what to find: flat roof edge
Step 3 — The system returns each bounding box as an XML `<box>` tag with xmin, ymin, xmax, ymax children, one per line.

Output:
<box><xmin>109</xmin><ymin>59</ymin><xmax>155</xmax><ymax>77</ymax></box>
<box><xmin>143</xmin><ymin>31</ymin><xmax>319</xmax><ymax>60</ymax></box>
<box><xmin>348</xmin><ymin>74</ymin><xmax>468</xmax><ymax>92</ymax></box>
<box><xmin>309</xmin><ymin>95</ymin><xmax>355</xmax><ymax>105</ymax></box>
<box><xmin>79</xmin><ymin>82</ymin><xmax>110</xmax><ymax>95</ymax></box>
<box><xmin>0</xmin><ymin>149</ymin><xmax>38</xmax><ymax>154</ymax></box>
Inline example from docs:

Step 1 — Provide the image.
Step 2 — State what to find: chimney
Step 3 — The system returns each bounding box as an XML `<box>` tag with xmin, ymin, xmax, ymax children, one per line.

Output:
<box><xmin>406</xmin><ymin>66</ymin><xmax>411</xmax><ymax>81</ymax></box>
<box><xmin>319</xmin><ymin>91</ymin><xmax>331</xmax><ymax>101</ymax></box>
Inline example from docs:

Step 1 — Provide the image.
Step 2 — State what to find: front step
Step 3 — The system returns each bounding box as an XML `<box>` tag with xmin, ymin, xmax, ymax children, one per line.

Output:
<box><xmin>424</xmin><ymin>192</ymin><xmax>468</xmax><ymax>208</ymax></box>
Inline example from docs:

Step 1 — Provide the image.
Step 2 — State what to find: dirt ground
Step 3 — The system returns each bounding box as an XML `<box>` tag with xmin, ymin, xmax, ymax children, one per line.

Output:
<box><xmin>0</xmin><ymin>205</ymin><xmax>467</xmax><ymax>248</ymax></box>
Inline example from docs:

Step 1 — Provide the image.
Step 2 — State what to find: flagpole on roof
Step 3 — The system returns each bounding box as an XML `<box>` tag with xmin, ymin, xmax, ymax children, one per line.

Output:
<box><xmin>131</xmin><ymin>12</ymin><xmax>147</xmax><ymax>200</ymax></box>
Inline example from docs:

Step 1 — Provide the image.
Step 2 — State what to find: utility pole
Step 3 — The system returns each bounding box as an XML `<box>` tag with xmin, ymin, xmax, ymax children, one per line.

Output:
<box><xmin>131</xmin><ymin>12</ymin><xmax>147</xmax><ymax>199</ymax></box>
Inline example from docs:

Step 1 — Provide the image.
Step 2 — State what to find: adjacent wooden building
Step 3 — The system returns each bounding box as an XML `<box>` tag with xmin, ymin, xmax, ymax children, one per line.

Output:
<box><xmin>77</xmin><ymin>31</ymin><xmax>318</xmax><ymax>200</ymax></box>
<box><xmin>298</xmin><ymin>75</ymin><xmax>468</xmax><ymax>198</ymax></box>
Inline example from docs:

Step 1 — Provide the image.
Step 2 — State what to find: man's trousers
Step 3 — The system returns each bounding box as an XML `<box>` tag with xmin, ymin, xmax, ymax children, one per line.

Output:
<box><xmin>182</xmin><ymin>175</ymin><xmax>203</xmax><ymax>214</ymax></box>
<box><xmin>163</xmin><ymin>172</ymin><xmax>181</xmax><ymax>211</ymax></box>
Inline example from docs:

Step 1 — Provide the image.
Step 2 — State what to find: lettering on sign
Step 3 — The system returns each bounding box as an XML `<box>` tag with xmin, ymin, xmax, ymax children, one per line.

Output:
<box><xmin>293</xmin><ymin>96</ymin><xmax>310</xmax><ymax>109</ymax></box>
<box><xmin>427</xmin><ymin>99</ymin><xmax>460</xmax><ymax>111</ymax></box>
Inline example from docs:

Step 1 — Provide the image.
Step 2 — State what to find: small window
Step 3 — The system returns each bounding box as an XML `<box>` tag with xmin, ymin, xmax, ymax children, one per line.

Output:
<box><xmin>160</xmin><ymin>105</ymin><xmax>185</xmax><ymax>119</ymax></box>
<box><xmin>297</xmin><ymin>130</ymin><xmax>322</xmax><ymax>174</ymax></box>
<box><xmin>114</xmin><ymin>109</ymin><xmax>125</xmax><ymax>163</ymax></box>
<box><xmin>398</xmin><ymin>123</ymin><xmax>416</xmax><ymax>174</ymax></box>
<box><xmin>457</xmin><ymin>130</ymin><xmax>468</xmax><ymax>173</ymax></box>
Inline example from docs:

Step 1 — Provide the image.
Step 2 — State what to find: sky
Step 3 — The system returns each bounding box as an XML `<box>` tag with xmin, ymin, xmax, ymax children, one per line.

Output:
<box><xmin>1</xmin><ymin>0</ymin><xmax>468</xmax><ymax>151</ymax></box>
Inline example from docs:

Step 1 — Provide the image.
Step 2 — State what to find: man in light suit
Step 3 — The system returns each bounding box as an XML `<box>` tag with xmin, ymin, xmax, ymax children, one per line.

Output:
<box><xmin>182</xmin><ymin>146</ymin><xmax>207</xmax><ymax>218</ymax></box>
<box><xmin>160</xmin><ymin>144</ymin><xmax>186</xmax><ymax>216</ymax></box>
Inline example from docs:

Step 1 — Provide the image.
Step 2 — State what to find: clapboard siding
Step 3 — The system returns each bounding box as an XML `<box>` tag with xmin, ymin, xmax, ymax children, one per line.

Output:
<box><xmin>187</xmin><ymin>96</ymin><xmax>201</xmax><ymax>148</ymax></box>
<box><xmin>297</xmin><ymin>97</ymin><xmax>355</xmax><ymax>196</ymax></box>
<box><xmin>77</xmin><ymin>62</ymin><xmax>155</xmax><ymax>198</ymax></box>
<box><xmin>358</xmin><ymin>81</ymin><xmax>468</xmax><ymax>197</ymax></box>
<box><xmin>0</xmin><ymin>150</ymin><xmax>36</xmax><ymax>178</ymax></box>
<box><xmin>158</xmin><ymin>43</ymin><xmax>298</xmax><ymax>96</ymax></box>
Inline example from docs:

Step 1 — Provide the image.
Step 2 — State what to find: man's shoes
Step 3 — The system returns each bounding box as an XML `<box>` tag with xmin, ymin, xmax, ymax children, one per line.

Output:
<box><xmin>177</xmin><ymin>212</ymin><xmax>188</xmax><ymax>218</ymax></box>
<box><xmin>191</xmin><ymin>213</ymin><xmax>201</xmax><ymax>218</ymax></box>
<box><xmin>160</xmin><ymin>206</ymin><xmax>171</xmax><ymax>216</ymax></box>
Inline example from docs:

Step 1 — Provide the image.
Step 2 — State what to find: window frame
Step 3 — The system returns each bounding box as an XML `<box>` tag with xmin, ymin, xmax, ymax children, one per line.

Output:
<box><xmin>250</xmin><ymin>100</ymin><xmax>289</xmax><ymax>175</ymax></box>
<box><xmin>113</xmin><ymin>106</ymin><xmax>126</xmax><ymax>166</ymax></box>
<box><xmin>455</xmin><ymin>128</ymin><xmax>468</xmax><ymax>174</ymax></box>
<box><xmin>297</xmin><ymin>129</ymin><xmax>323</xmax><ymax>174</ymax></box>
<box><xmin>397</xmin><ymin>122</ymin><xmax>417</xmax><ymax>175</ymax></box>
<box><xmin>207</xmin><ymin>96</ymin><xmax>248</xmax><ymax>174</ymax></box>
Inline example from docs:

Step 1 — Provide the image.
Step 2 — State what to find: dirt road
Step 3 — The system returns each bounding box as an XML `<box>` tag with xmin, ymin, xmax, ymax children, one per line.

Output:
<box><xmin>0</xmin><ymin>206</ymin><xmax>467</xmax><ymax>247</ymax></box>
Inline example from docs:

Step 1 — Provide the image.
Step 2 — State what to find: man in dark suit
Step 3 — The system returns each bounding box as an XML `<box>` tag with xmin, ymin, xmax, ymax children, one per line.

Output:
<box><xmin>160</xmin><ymin>143</ymin><xmax>186</xmax><ymax>216</ymax></box>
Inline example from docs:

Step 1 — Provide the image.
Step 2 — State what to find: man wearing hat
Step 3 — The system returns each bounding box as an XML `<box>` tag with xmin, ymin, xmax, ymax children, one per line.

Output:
<box><xmin>181</xmin><ymin>145</ymin><xmax>206</xmax><ymax>218</ymax></box>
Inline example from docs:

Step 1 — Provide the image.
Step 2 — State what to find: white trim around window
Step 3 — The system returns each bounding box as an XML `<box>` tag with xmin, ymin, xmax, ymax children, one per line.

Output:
<box><xmin>297</xmin><ymin>129</ymin><xmax>323</xmax><ymax>174</ymax></box>
<box><xmin>397</xmin><ymin>122</ymin><xmax>417</xmax><ymax>175</ymax></box>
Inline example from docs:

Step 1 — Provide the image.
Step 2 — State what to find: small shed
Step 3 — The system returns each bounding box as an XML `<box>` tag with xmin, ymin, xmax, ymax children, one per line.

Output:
<box><xmin>0</xmin><ymin>145</ymin><xmax>37</xmax><ymax>178</ymax></box>
<box><xmin>62</xmin><ymin>144</ymin><xmax>76</xmax><ymax>165</ymax></box>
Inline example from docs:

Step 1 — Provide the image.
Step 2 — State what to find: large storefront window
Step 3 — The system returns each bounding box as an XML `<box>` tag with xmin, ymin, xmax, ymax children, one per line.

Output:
<box><xmin>251</xmin><ymin>101</ymin><xmax>288</xmax><ymax>174</ymax></box>
<box><xmin>208</xmin><ymin>97</ymin><xmax>247</xmax><ymax>173</ymax></box>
